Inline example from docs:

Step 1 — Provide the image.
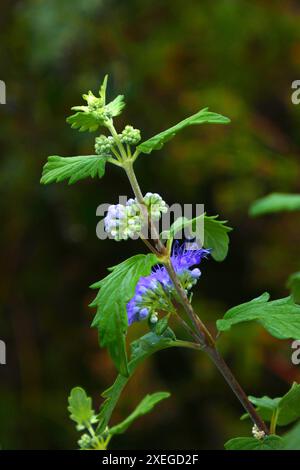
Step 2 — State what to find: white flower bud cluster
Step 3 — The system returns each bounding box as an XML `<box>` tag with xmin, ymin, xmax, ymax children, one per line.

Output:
<box><xmin>104</xmin><ymin>204</ymin><xmax>142</xmax><ymax>241</ymax></box>
<box><xmin>120</xmin><ymin>125</ymin><xmax>141</xmax><ymax>145</ymax></box>
<box><xmin>252</xmin><ymin>425</ymin><xmax>265</xmax><ymax>440</ymax></box>
<box><xmin>143</xmin><ymin>192</ymin><xmax>168</xmax><ymax>221</ymax></box>
<box><xmin>95</xmin><ymin>135</ymin><xmax>115</xmax><ymax>155</ymax></box>
<box><xmin>104</xmin><ymin>193</ymin><xmax>168</xmax><ymax>241</ymax></box>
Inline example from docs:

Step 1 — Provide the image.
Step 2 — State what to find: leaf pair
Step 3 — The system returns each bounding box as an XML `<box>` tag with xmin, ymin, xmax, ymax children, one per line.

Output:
<box><xmin>41</xmin><ymin>76</ymin><xmax>230</xmax><ymax>186</ymax></box>
<box><xmin>245</xmin><ymin>383</ymin><xmax>300</xmax><ymax>427</ymax></box>
<box><xmin>68</xmin><ymin>385</ymin><xmax>170</xmax><ymax>449</ymax></box>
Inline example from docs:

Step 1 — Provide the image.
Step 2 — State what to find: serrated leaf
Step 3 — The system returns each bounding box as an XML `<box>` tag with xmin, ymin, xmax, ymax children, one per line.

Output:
<box><xmin>217</xmin><ymin>293</ymin><xmax>300</xmax><ymax>340</ymax></box>
<box><xmin>40</xmin><ymin>155</ymin><xmax>107</xmax><ymax>185</ymax></box>
<box><xmin>68</xmin><ymin>387</ymin><xmax>97</xmax><ymax>430</ymax></box>
<box><xmin>109</xmin><ymin>392</ymin><xmax>170</xmax><ymax>436</ymax></box>
<box><xmin>96</xmin><ymin>330</ymin><xmax>179</xmax><ymax>434</ymax></box>
<box><xmin>287</xmin><ymin>272</ymin><xmax>300</xmax><ymax>304</ymax></box>
<box><xmin>137</xmin><ymin>108</ymin><xmax>230</xmax><ymax>155</ymax></box>
<box><xmin>90</xmin><ymin>254</ymin><xmax>158</xmax><ymax>376</ymax></box>
<box><xmin>66</xmin><ymin>112</ymin><xmax>101</xmax><ymax>132</ymax></box>
<box><xmin>246</xmin><ymin>383</ymin><xmax>300</xmax><ymax>427</ymax></box>
<box><xmin>225</xmin><ymin>435</ymin><xmax>283</xmax><ymax>450</ymax></box>
<box><xmin>249</xmin><ymin>193</ymin><xmax>300</xmax><ymax>217</ymax></box>
<box><xmin>160</xmin><ymin>214</ymin><xmax>232</xmax><ymax>262</ymax></box>
<box><xmin>105</xmin><ymin>95</ymin><xmax>126</xmax><ymax>118</ymax></box>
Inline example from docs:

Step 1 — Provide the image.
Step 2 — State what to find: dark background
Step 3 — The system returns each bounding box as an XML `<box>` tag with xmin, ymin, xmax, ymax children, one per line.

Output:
<box><xmin>1</xmin><ymin>0</ymin><xmax>300</xmax><ymax>450</ymax></box>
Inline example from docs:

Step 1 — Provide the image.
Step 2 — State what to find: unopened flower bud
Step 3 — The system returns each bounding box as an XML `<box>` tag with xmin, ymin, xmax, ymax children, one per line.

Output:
<box><xmin>120</xmin><ymin>125</ymin><xmax>141</xmax><ymax>145</ymax></box>
<box><xmin>95</xmin><ymin>135</ymin><xmax>114</xmax><ymax>155</ymax></box>
<box><xmin>144</xmin><ymin>192</ymin><xmax>168</xmax><ymax>221</ymax></box>
<box><xmin>149</xmin><ymin>312</ymin><xmax>158</xmax><ymax>324</ymax></box>
<box><xmin>78</xmin><ymin>433</ymin><xmax>92</xmax><ymax>449</ymax></box>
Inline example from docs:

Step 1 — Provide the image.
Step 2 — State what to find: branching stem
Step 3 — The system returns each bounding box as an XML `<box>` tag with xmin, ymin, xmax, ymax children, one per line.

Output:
<box><xmin>107</xmin><ymin>122</ymin><xmax>270</xmax><ymax>435</ymax></box>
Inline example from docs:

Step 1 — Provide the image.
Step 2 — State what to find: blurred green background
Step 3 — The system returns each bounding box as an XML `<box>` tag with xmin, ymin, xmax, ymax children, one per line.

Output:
<box><xmin>1</xmin><ymin>0</ymin><xmax>300</xmax><ymax>450</ymax></box>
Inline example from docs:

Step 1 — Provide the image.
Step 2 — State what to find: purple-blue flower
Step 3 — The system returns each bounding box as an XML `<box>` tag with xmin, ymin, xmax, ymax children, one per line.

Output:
<box><xmin>127</xmin><ymin>243</ymin><xmax>210</xmax><ymax>325</ymax></box>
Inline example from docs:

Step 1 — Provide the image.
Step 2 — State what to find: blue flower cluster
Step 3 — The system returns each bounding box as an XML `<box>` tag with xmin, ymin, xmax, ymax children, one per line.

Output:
<box><xmin>127</xmin><ymin>243</ymin><xmax>210</xmax><ymax>325</ymax></box>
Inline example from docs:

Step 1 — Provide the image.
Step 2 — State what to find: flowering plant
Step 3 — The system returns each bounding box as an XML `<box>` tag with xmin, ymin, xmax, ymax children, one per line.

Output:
<box><xmin>41</xmin><ymin>76</ymin><xmax>300</xmax><ymax>450</ymax></box>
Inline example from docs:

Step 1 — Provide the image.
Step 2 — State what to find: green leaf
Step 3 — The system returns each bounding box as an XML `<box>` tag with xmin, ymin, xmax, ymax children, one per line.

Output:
<box><xmin>276</xmin><ymin>383</ymin><xmax>300</xmax><ymax>425</ymax></box>
<box><xmin>137</xmin><ymin>108</ymin><xmax>230</xmax><ymax>155</ymax></box>
<box><xmin>282</xmin><ymin>420</ymin><xmax>300</xmax><ymax>450</ymax></box>
<box><xmin>67</xmin><ymin>111</ymin><xmax>101</xmax><ymax>132</ymax></box>
<box><xmin>105</xmin><ymin>95</ymin><xmax>126</xmax><ymax>119</ymax></box>
<box><xmin>160</xmin><ymin>214</ymin><xmax>232</xmax><ymax>262</ymax></box>
<box><xmin>225</xmin><ymin>435</ymin><xmax>283</xmax><ymax>450</ymax></box>
<box><xmin>40</xmin><ymin>155</ymin><xmax>106</xmax><ymax>185</ymax></box>
<box><xmin>96</xmin><ymin>330</ymin><xmax>180</xmax><ymax>434</ymax></box>
<box><xmin>109</xmin><ymin>392</ymin><xmax>170</xmax><ymax>436</ymax></box>
<box><xmin>203</xmin><ymin>215</ymin><xmax>232</xmax><ymax>262</ymax></box>
<box><xmin>287</xmin><ymin>272</ymin><xmax>300</xmax><ymax>304</ymax></box>
<box><xmin>90</xmin><ymin>254</ymin><xmax>158</xmax><ymax>376</ymax></box>
<box><xmin>68</xmin><ymin>387</ymin><xmax>98</xmax><ymax>431</ymax></box>
<box><xmin>99</xmin><ymin>74</ymin><xmax>108</xmax><ymax>104</ymax></box>
<box><xmin>249</xmin><ymin>193</ymin><xmax>300</xmax><ymax>217</ymax></box>
<box><xmin>247</xmin><ymin>396</ymin><xmax>280</xmax><ymax>418</ymax></box>
<box><xmin>246</xmin><ymin>383</ymin><xmax>300</xmax><ymax>426</ymax></box>
<box><xmin>155</xmin><ymin>316</ymin><xmax>169</xmax><ymax>335</ymax></box>
<box><xmin>217</xmin><ymin>293</ymin><xmax>300</xmax><ymax>340</ymax></box>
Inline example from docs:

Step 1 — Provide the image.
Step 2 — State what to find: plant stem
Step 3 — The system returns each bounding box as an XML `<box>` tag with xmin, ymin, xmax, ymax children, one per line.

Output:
<box><xmin>123</xmin><ymin>160</ymin><xmax>167</xmax><ymax>256</ymax></box>
<box><xmin>165</xmin><ymin>260</ymin><xmax>215</xmax><ymax>348</ymax></box>
<box><xmin>270</xmin><ymin>408</ymin><xmax>279</xmax><ymax>435</ymax></box>
<box><xmin>207</xmin><ymin>346</ymin><xmax>269</xmax><ymax>434</ymax></box>
<box><xmin>122</xmin><ymin>160</ymin><xmax>269</xmax><ymax>435</ymax></box>
<box><xmin>107</xmin><ymin>121</ymin><xmax>128</xmax><ymax>160</ymax></box>
<box><xmin>165</xmin><ymin>262</ymin><xmax>269</xmax><ymax>433</ymax></box>
<box><xmin>140</xmin><ymin>233</ymin><xmax>159</xmax><ymax>256</ymax></box>
<box><xmin>173</xmin><ymin>308</ymin><xmax>202</xmax><ymax>343</ymax></box>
